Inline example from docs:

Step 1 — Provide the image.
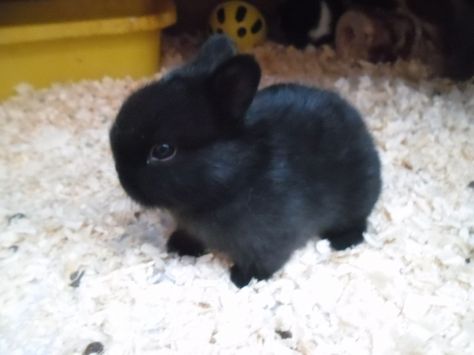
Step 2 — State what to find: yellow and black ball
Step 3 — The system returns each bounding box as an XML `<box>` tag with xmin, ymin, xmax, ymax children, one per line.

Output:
<box><xmin>209</xmin><ymin>1</ymin><xmax>267</xmax><ymax>52</ymax></box>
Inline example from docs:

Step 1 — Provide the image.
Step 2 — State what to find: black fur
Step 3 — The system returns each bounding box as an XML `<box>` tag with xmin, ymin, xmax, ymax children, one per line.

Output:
<box><xmin>278</xmin><ymin>0</ymin><xmax>396</xmax><ymax>48</ymax></box>
<box><xmin>110</xmin><ymin>35</ymin><xmax>382</xmax><ymax>287</ymax></box>
<box><xmin>167</xmin><ymin>230</ymin><xmax>206</xmax><ymax>257</ymax></box>
<box><xmin>278</xmin><ymin>0</ymin><xmax>342</xmax><ymax>48</ymax></box>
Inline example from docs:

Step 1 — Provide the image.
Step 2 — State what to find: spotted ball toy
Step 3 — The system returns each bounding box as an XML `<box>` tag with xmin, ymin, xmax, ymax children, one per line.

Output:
<box><xmin>209</xmin><ymin>1</ymin><xmax>267</xmax><ymax>52</ymax></box>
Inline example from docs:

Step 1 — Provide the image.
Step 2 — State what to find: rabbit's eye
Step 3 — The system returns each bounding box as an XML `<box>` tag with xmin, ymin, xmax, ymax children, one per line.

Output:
<box><xmin>148</xmin><ymin>144</ymin><xmax>176</xmax><ymax>164</ymax></box>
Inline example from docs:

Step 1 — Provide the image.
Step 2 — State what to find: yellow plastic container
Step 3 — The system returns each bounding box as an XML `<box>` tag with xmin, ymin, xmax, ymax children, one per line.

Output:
<box><xmin>0</xmin><ymin>0</ymin><xmax>176</xmax><ymax>99</ymax></box>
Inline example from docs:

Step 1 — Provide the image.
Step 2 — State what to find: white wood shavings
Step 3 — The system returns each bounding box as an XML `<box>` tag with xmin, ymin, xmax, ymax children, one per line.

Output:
<box><xmin>1</xmin><ymin>35</ymin><xmax>473</xmax><ymax>354</ymax></box>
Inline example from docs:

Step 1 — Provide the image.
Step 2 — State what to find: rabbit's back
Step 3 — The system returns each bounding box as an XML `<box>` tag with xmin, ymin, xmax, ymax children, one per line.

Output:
<box><xmin>182</xmin><ymin>84</ymin><xmax>381</xmax><ymax>256</ymax></box>
<box><xmin>246</xmin><ymin>84</ymin><xmax>381</xmax><ymax>229</ymax></box>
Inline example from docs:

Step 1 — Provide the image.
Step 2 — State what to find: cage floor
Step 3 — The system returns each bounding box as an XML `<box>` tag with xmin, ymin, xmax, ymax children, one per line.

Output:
<box><xmin>1</xmin><ymin>36</ymin><xmax>473</xmax><ymax>355</ymax></box>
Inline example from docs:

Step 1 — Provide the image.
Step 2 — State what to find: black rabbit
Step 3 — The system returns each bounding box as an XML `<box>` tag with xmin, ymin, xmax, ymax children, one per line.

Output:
<box><xmin>110</xmin><ymin>35</ymin><xmax>382</xmax><ymax>287</ymax></box>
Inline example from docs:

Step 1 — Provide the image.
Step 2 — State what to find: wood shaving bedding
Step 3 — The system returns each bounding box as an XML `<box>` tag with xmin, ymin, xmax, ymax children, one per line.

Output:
<box><xmin>0</xmin><ymin>36</ymin><xmax>473</xmax><ymax>355</ymax></box>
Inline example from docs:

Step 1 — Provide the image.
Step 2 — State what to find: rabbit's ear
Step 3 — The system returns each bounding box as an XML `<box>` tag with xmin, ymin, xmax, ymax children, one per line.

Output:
<box><xmin>210</xmin><ymin>54</ymin><xmax>261</xmax><ymax>127</ymax></box>
<box><xmin>192</xmin><ymin>34</ymin><xmax>237</xmax><ymax>72</ymax></box>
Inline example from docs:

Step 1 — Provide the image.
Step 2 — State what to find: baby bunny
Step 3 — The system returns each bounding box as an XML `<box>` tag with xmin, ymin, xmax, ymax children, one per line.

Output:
<box><xmin>110</xmin><ymin>35</ymin><xmax>382</xmax><ymax>287</ymax></box>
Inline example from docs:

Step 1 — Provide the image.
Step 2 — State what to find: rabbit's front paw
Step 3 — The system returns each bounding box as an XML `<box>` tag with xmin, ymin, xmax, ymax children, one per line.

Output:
<box><xmin>230</xmin><ymin>264</ymin><xmax>253</xmax><ymax>288</ymax></box>
<box><xmin>167</xmin><ymin>230</ymin><xmax>207</xmax><ymax>257</ymax></box>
